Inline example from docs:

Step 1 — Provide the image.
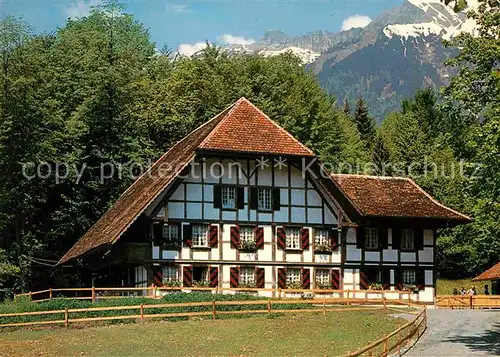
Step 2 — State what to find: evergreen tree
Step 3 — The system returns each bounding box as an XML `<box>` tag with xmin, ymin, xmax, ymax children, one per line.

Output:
<box><xmin>343</xmin><ymin>99</ymin><xmax>351</xmax><ymax>117</ymax></box>
<box><xmin>371</xmin><ymin>135</ymin><xmax>391</xmax><ymax>175</ymax></box>
<box><xmin>353</xmin><ymin>97</ymin><xmax>376</xmax><ymax>149</ymax></box>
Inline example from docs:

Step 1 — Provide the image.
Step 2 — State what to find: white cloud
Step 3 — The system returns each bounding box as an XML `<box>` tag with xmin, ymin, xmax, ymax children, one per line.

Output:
<box><xmin>341</xmin><ymin>15</ymin><xmax>372</xmax><ymax>31</ymax></box>
<box><xmin>166</xmin><ymin>4</ymin><xmax>190</xmax><ymax>13</ymax></box>
<box><xmin>63</xmin><ymin>0</ymin><xmax>102</xmax><ymax>19</ymax></box>
<box><xmin>219</xmin><ymin>34</ymin><xmax>255</xmax><ymax>46</ymax></box>
<box><xmin>177</xmin><ymin>42</ymin><xmax>207</xmax><ymax>57</ymax></box>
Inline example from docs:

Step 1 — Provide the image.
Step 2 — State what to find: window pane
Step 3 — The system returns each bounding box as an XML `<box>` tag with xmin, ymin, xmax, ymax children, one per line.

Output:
<box><xmin>222</xmin><ymin>186</ymin><xmax>236</xmax><ymax>209</ymax></box>
<box><xmin>286</xmin><ymin>228</ymin><xmax>301</xmax><ymax>249</ymax></box>
<box><xmin>163</xmin><ymin>224</ymin><xmax>179</xmax><ymax>242</ymax></box>
<box><xmin>364</xmin><ymin>228</ymin><xmax>379</xmax><ymax>249</ymax></box>
<box><xmin>258</xmin><ymin>188</ymin><xmax>271</xmax><ymax>211</ymax></box>
<box><xmin>400</xmin><ymin>229</ymin><xmax>414</xmax><ymax>250</ymax></box>
<box><xmin>240</xmin><ymin>227</ymin><xmax>254</xmax><ymax>243</ymax></box>
<box><xmin>192</xmin><ymin>225</ymin><xmax>208</xmax><ymax>247</ymax></box>
<box><xmin>162</xmin><ymin>266</ymin><xmax>177</xmax><ymax>282</ymax></box>
<box><xmin>315</xmin><ymin>229</ymin><xmax>329</xmax><ymax>245</ymax></box>
<box><xmin>286</xmin><ymin>269</ymin><xmax>301</xmax><ymax>285</ymax></box>
<box><xmin>402</xmin><ymin>270</ymin><xmax>416</xmax><ymax>285</ymax></box>
<box><xmin>316</xmin><ymin>269</ymin><xmax>330</xmax><ymax>286</ymax></box>
<box><xmin>240</xmin><ymin>267</ymin><xmax>255</xmax><ymax>286</ymax></box>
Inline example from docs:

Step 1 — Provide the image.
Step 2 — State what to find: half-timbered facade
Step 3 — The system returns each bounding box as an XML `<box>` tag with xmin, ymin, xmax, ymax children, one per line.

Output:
<box><xmin>58</xmin><ymin>98</ymin><xmax>471</xmax><ymax>303</ymax></box>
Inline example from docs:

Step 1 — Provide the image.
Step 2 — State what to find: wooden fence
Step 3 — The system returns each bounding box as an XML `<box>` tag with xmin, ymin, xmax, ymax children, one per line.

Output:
<box><xmin>0</xmin><ymin>297</ymin><xmax>417</xmax><ymax>329</ymax></box>
<box><xmin>14</xmin><ymin>286</ymin><xmax>416</xmax><ymax>303</ymax></box>
<box><xmin>342</xmin><ymin>306</ymin><xmax>427</xmax><ymax>357</ymax></box>
<box><xmin>435</xmin><ymin>295</ymin><xmax>500</xmax><ymax>309</ymax></box>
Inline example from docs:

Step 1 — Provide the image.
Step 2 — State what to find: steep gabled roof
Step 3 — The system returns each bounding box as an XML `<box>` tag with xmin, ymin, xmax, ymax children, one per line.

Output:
<box><xmin>199</xmin><ymin>98</ymin><xmax>315</xmax><ymax>157</ymax></box>
<box><xmin>58</xmin><ymin>98</ymin><xmax>317</xmax><ymax>264</ymax></box>
<box><xmin>331</xmin><ymin>174</ymin><xmax>471</xmax><ymax>222</ymax></box>
<box><xmin>473</xmin><ymin>262</ymin><xmax>500</xmax><ymax>282</ymax></box>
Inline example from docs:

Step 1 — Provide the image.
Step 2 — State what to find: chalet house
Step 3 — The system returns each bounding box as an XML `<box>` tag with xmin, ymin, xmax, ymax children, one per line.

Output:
<box><xmin>58</xmin><ymin>98</ymin><xmax>471</xmax><ymax>303</ymax></box>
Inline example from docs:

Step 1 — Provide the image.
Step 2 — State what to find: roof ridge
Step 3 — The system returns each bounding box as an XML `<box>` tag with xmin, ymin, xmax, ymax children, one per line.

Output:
<box><xmin>331</xmin><ymin>173</ymin><xmax>410</xmax><ymax>181</ymax></box>
<box><xmin>240</xmin><ymin>97</ymin><xmax>316</xmax><ymax>156</ymax></box>
<box><xmin>197</xmin><ymin>99</ymin><xmax>242</xmax><ymax>149</ymax></box>
<box><xmin>406</xmin><ymin>177</ymin><xmax>472</xmax><ymax>221</ymax></box>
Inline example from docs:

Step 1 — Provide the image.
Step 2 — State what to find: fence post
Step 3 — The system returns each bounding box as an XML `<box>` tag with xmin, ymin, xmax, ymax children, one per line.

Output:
<box><xmin>91</xmin><ymin>287</ymin><xmax>96</xmax><ymax>303</ymax></box>
<box><xmin>278</xmin><ymin>288</ymin><xmax>282</xmax><ymax>299</ymax></box>
<box><xmin>323</xmin><ymin>298</ymin><xmax>326</xmax><ymax>315</ymax></box>
<box><xmin>347</xmin><ymin>290</ymin><xmax>350</xmax><ymax>306</ymax></box>
<box><xmin>383</xmin><ymin>335</ymin><xmax>389</xmax><ymax>355</ymax></box>
<box><xmin>383</xmin><ymin>297</ymin><xmax>387</xmax><ymax>315</ymax></box>
<box><xmin>49</xmin><ymin>288</ymin><xmax>53</xmax><ymax>300</ymax></box>
<box><xmin>397</xmin><ymin>330</ymin><xmax>401</xmax><ymax>356</ymax></box>
<box><xmin>469</xmin><ymin>295</ymin><xmax>473</xmax><ymax>309</ymax></box>
<box><xmin>212</xmin><ymin>300</ymin><xmax>216</xmax><ymax>320</ymax></box>
<box><xmin>64</xmin><ymin>308</ymin><xmax>69</xmax><ymax>328</ymax></box>
<box><xmin>140</xmin><ymin>303</ymin><xmax>144</xmax><ymax>323</ymax></box>
<box><xmin>267</xmin><ymin>299</ymin><xmax>271</xmax><ymax>315</ymax></box>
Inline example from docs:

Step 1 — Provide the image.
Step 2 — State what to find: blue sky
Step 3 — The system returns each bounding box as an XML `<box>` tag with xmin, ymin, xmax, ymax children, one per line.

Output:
<box><xmin>1</xmin><ymin>0</ymin><xmax>404</xmax><ymax>54</ymax></box>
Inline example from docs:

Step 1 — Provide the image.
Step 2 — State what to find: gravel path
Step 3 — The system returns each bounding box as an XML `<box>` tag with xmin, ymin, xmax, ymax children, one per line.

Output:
<box><xmin>407</xmin><ymin>309</ymin><xmax>500</xmax><ymax>356</ymax></box>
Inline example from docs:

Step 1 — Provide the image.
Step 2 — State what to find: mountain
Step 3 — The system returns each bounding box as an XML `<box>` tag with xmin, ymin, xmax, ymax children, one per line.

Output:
<box><xmin>315</xmin><ymin>0</ymin><xmax>479</xmax><ymax>120</ymax></box>
<box><xmin>224</xmin><ymin>0</ymin><xmax>478</xmax><ymax>121</ymax></box>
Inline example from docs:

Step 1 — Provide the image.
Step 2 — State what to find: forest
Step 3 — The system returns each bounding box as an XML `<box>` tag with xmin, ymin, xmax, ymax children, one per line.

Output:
<box><xmin>0</xmin><ymin>1</ymin><xmax>498</xmax><ymax>294</ymax></box>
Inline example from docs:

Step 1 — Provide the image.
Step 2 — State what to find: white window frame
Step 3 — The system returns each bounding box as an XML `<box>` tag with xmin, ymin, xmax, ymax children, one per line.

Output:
<box><xmin>364</xmin><ymin>228</ymin><xmax>379</xmax><ymax>250</ymax></box>
<box><xmin>162</xmin><ymin>266</ymin><xmax>177</xmax><ymax>282</ymax></box>
<box><xmin>191</xmin><ymin>225</ymin><xmax>208</xmax><ymax>247</ymax></box>
<box><xmin>402</xmin><ymin>270</ymin><xmax>417</xmax><ymax>285</ymax></box>
<box><xmin>163</xmin><ymin>224</ymin><xmax>180</xmax><ymax>244</ymax></box>
<box><xmin>240</xmin><ymin>227</ymin><xmax>255</xmax><ymax>244</ymax></box>
<box><xmin>314</xmin><ymin>229</ymin><xmax>330</xmax><ymax>246</ymax></box>
<box><xmin>239</xmin><ymin>267</ymin><xmax>255</xmax><ymax>286</ymax></box>
<box><xmin>286</xmin><ymin>268</ymin><xmax>301</xmax><ymax>285</ymax></box>
<box><xmin>315</xmin><ymin>269</ymin><xmax>330</xmax><ymax>286</ymax></box>
<box><xmin>286</xmin><ymin>228</ymin><xmax>301</xmax><ymax>250</ymax></box>
<box><xmin>221</xmin><ymin>186</ymin><xmax>236</xmax><ymax>210</ymax></box>
<box><xmin>400</xmin><ymin>229</ymin><xmax>415</xmax><ymax>251</ymax></box>
<box><xmin>258</xmin><ymin>188</ymin><xmax>272</xmax><ymax>211</ymax></box>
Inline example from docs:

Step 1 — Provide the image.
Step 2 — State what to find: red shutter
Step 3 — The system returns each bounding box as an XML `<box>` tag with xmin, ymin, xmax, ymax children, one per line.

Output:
<box><xmin>255</xmin><ymin>267</ymin><xmax>265</xmax><ymax>288</ymax></box>
<box><xmin>300</xmin><ymin>228</ymin><xmax>309</xmax><ymax>250</ymax></box>
<box><xmin>209</xmin><ymin>267</ymin><xmax>219</xmax><ymax>288</ymax></box>
<box><xmin>277</xmin><ymin>268</ymin><xmax>287</xmax><ymax>289</ymax></box>
<box><xmin>330</xmin><ymin>228</ymin><xmax>339</xmax><ymax>252</ymax></box>
<box><xmin>301</xmin><ymin>268</ymin><xmax>310</xmax><ymax>289</ymax></box>
<box><xmin>276</xmin><ymin>227</ymin><xmax>286</xmax><ymax>249</ymax></box>
<box><xmin>356</xmin><ymin>227</ymin><xmax>365</xmax><ymax>249</ymax></box>
<box><xmin>153</xmin><ymin>266</ymin><xmax>163</xmax><ymax>287</ymax></box>
<box><xmin>359</xmin><ymin>270</ymin><xmax>369</xmax><ymax>290</ymax></box>
<box><xmin>331</xmin><ymin>269</ymin><xmax>340</xmax><ymax>290</ymax></box>
<box><xmin>395</xmin><ymin>269</ymin><xmax>403</xmax><ymax>290</ymax></box>
<box><xmin>255</xmin><ymin>227</ymin><xmax>264</xmax><ymax>249</ymax></box>
<box><xmin>382</xmin><ymin>269</ymin><xmax>391</xmax><ymax>290</ymax></box>
<box><xmin>183</xmin><ymin>265</ymin><xmax>193</xmax><ymax>287</ymax></box>
<box><xmin>209</xmin><ymin>224</ymin><xmax>218</xmax><ymax>247</ymax></box>
<box><xmin>230</xmin><ymin>267</ymin><xmax>239</xmax><ymax>288</ymax></box>
<box><xmin>230</xmin><ymin>226</ymin><xmax>240</xmax><ymax>249</ymax></box>
<box><xmin>183</xmin><ymin>225</ymin><xmax>192</xmax><ymax>248</ymax></box>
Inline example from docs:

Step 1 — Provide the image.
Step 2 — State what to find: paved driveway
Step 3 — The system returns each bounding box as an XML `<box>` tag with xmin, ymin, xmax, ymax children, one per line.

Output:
<box><xmin>408</xmin><ymin>309</ymin><xmax>500</xmax><ymax>356</ymax></box>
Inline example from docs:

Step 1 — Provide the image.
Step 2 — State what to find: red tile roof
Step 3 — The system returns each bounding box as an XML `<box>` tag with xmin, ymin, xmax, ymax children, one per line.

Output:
<box><xmin>58</xmin><ymin>98</ymin><xmax>317</xmax><ymax>264</ymax></box>
<box><xmin>331</xmin><ymin>174</ymin><xmax>471</xmax><ymax>222</ymax></box>
<box><xmin>198</xmin><ymin>98</ymin><xmax>315</xmax><ymax>157</ymax></box>
<box><xmin>473</xmin><ymin>262</ymin><xmax>500</xmax><ymax>281</ymax></box>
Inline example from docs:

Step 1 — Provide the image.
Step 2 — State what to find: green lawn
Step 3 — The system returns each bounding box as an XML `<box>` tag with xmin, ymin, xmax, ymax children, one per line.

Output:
<box><xmin>437</xmin><ymin>278</ymin><xmax>490</xmax><ymax>295</ymax></box>
<box><xmin>0</xmin><ymin>310</ymin><xmax>405</xmax><ymax>357</ymax></box>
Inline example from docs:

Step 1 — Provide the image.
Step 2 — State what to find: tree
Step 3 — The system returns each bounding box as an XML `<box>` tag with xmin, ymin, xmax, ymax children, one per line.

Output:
<box><xmin>353</xmin><ymin>97</ymin><xmax>376</xmax><ymax>150</ymax></box>
<box><xmin>343</xmin><ymin>99</ymin><xmax>351</xmax><ymax>117</ymax></box>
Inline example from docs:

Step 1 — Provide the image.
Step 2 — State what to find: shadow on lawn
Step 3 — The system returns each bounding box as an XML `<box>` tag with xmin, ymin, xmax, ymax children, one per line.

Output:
<box><xmin>445</xmin><ymin>321</ymin><xmax>500</xmax><ymax>356</ymax></box>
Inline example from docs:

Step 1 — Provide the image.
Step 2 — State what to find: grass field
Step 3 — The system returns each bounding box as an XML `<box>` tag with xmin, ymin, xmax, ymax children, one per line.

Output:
<box><xmin>437</xmin><ymin>278</ymin><xmax>490</xmax><ymax>295</ymax></box>
<box><xmin>0</xmin><ymin>310</ymin><xmax>405</xmax><ymax>357</ymax></box>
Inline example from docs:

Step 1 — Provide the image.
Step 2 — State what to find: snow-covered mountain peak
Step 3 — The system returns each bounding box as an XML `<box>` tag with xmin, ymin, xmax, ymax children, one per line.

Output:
<box><xmin>383</xmin><ymin>0</ymin><xmax>479</xmax><ymax>40</ymax></box>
